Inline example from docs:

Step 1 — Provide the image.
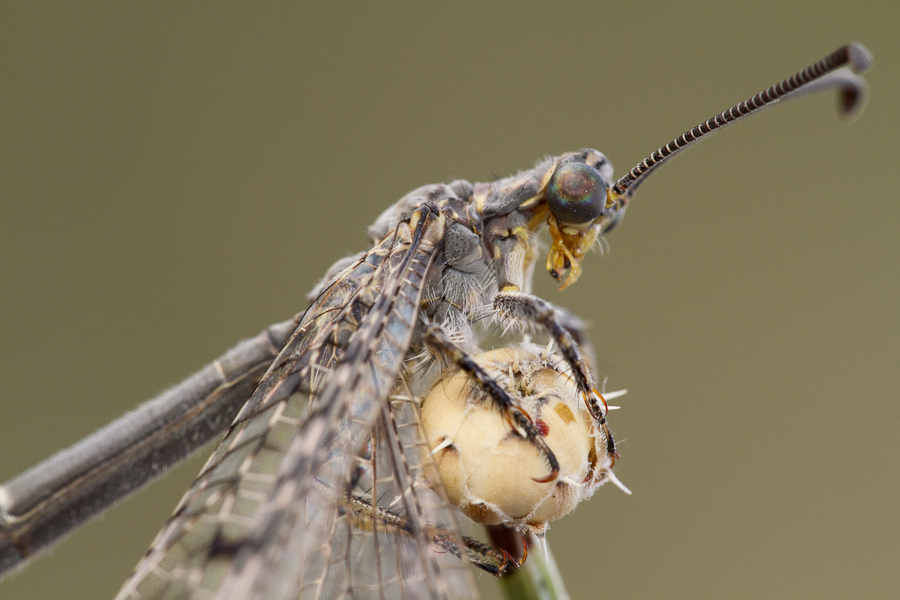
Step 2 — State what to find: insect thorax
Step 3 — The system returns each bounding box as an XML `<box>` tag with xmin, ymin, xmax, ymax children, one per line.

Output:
<box><xmin>341</xmin><ymin>149</ymin><xmax>616</xmax><ymax>343</ymax></box>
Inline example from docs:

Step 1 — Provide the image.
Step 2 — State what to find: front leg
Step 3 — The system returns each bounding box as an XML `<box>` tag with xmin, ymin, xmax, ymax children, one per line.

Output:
<box><xmin>424</xmin><ymin>326</ymin><xmax>560</xmax><ymax>483</ymax></box>
<box><xmin>493</xmin><ymin>290</ymin><xmax>617</xmax><ymax>458</ymax></box>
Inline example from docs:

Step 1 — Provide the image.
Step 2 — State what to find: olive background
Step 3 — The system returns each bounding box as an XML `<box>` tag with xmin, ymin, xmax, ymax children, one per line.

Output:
<box><xmin>1</xmin><ymin>3</ymin><xmax>897</xmax><ymax>599</ymax></box>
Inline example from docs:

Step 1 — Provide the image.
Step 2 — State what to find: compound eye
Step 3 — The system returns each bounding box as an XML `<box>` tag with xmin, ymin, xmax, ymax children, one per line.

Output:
<box><xmin>546</xmin><ymin>162</ymin><xmax>608</xmax><ymax>225</ymax></box>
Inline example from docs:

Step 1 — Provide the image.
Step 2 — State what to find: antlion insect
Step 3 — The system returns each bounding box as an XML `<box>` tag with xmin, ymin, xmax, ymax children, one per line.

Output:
<box><xmin>0</xmin><ymin>44</ymin><xmax>871</xmax><ymax>599</ymax></box>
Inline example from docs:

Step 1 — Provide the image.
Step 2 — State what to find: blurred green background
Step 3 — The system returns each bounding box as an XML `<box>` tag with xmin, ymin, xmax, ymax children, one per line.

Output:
<box><xmin>1</xmin><ymin>3</ymin><xmax>897</xmax><ymax>599</ymax></box>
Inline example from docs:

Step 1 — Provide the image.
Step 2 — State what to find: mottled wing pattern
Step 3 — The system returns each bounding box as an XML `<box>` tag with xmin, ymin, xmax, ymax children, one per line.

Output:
<box><xmin>292</xmin><ymin>371</ymin><xmax>481</xmax><ymax>600</ymax></box>
<box><xmin>117</xmin><ymin>207</ymin><xmax>477</xmax><ymax>600</ymax></box>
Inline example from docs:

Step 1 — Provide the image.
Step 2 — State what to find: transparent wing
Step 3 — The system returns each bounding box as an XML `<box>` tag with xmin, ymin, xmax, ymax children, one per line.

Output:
<box><xmin>291</xmin><ymin>371</ymin><xmax>483</xmax><ymax>600</ymax></box>
<box><xmin>116</xmin><ymin>207</ymin><xmax>479</xmax><ymax>600</ymax></box>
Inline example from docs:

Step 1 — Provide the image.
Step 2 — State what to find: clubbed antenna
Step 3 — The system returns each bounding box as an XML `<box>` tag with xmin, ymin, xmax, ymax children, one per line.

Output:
<box><xmin>609</xmin><ymin>43</ymin><xmax>872</xmax><ymax>201</ymax></box>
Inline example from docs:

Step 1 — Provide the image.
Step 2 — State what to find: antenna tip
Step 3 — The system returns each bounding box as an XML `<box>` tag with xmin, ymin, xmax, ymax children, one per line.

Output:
<box><xmin>838</xmin><ymin>83</ymin><xmax>868</xmax><ymax>121</ymax></box>
<box><xmin>847</xmin><ymin>43</ymin><xmax>873</xmax><ymax>74</ymax></box>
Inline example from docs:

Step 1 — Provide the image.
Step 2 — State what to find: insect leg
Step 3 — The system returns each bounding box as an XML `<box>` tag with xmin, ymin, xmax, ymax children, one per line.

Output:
<box><xmin>321</xmin><ymin>481</ymin><xmax>519</xmax><ymax>576</ymax></box>
<box><xmin>424</xmin><ymin>326</ymin><xmax>560</xmax><ymax>483</ymax></box>
<box><xmin>493</xmin><ymin>290</ymin><xmax>617</xmax><ymax>458</ymax></box>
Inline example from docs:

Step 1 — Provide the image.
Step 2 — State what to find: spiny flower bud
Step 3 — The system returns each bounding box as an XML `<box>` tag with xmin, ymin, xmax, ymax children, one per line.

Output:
<box><xmin>421</xmin><ymin>345</ymin><xmax>622</xmax><ymax>536</ymax></box>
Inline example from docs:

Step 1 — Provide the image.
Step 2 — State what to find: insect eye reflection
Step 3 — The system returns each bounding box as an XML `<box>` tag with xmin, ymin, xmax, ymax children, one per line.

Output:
<box><xmin>545</xmin><ymin>162</ymin><xmax>608</xmax><ymax>226</ymax></box>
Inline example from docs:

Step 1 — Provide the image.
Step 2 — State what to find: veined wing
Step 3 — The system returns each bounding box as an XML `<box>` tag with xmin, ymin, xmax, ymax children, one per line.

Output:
<box><xmin>116</xmin><ymin>205</ymin><xmax>476</xmax><ymax>600</ymax></box>
<box><xmin>295</xmin><ymin>367</ymin><xmax>490</xmax><ymax>600</ymax></box>
<box><xmin>0</xmin><ymin>318</ymin><xmax>297</xmax><ymax>576</ymax></box>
